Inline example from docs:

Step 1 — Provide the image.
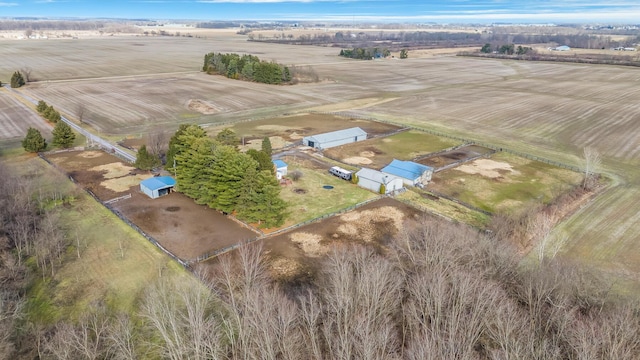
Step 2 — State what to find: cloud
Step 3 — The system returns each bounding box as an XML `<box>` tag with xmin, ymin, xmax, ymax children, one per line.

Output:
<box><xmin>0</xmin><ymin>2</ymin><xmax>18</xmax><ymax>6</ymax></box>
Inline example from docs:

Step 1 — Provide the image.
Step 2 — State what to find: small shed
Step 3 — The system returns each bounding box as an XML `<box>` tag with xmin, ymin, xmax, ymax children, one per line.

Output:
<box><xmin>140</xmin><ymin>176</ymin><xmax>176</xmax><ymax>199</ymax></box>
<box><xmin>303</xmin><ymin>127</ymin><xmax>367</xmax><ymax>150</ymax></box>
<box><xmin>381</xmin><ymin>159</ymin><xmax>434</xmax><ymax>186</ymax></box>
<box><xmin>355</xmin><ymin>168</ymin><xmax>404</xmax><ymax>194</ymax></box>
<box><xmin>273</xmin><ymin>159</ymin><xmax>288</xmax><ymax>180</ymax></box>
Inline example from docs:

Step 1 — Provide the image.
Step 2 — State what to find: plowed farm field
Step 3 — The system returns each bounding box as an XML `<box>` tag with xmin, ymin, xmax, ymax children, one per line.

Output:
<box><xmin>0</xmin><ymin>89</ymin><xmax>51</xmax><ymax>141</ymax></box>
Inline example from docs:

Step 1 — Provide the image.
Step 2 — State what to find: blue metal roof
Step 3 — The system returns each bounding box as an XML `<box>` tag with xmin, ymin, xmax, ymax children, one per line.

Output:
<box><xmin>141</xmin><ymin>176</ymin><xmax>176</xmax><ymax>191</ymax></box>
<box><xmin>273</xmin><ymin>159</ymin><xmax>287</xmax><ymax>168</ymax></box>
<box><xmin>381</xmin><ymin>159</ymin><xmax>433</xmax><ymax>180</ymax></box>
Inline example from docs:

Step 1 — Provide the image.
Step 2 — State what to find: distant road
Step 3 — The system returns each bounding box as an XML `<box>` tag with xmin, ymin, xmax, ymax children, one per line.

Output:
<box><xmin>2</xmin><ymin>84</ymin><xmax>136</xmax><ymax>163</ymax></box>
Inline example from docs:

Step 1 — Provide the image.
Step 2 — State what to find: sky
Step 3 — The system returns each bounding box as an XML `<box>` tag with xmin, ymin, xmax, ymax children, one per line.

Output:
<box><xmin>1</xmin><ymin>0</ymin><xmax>640</xmax><ymax>23</ymax></box>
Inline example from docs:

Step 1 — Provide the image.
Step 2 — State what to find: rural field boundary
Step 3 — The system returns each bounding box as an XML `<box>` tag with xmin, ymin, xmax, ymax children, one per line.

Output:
<box><xmin>313</xmin><ymin>111</ymin><xmax>584</xmax><ymax>173</ymax></box>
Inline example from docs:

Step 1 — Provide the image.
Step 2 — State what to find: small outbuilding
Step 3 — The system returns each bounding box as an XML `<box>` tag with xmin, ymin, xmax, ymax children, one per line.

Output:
<box><xmin>140</xmin><ymin>176</ymin><xmax>176</xmax><ymax>199</ymax></box>
<box><xmin>355</xmin><ymin>168</ymin><xmax>404</xmax><ymax>195</ymax></box>
<box><xmin>273</xmin><ymin>159</ymin><xmax>288</xmax><ymax>180</ymax></box>
<box><xmin>381</xmin><ymin>159</ymin><xmax>434</xmax><ymax>186</ymax></box>
<box><xmin>303</xmin><ymin>127</ymin><xmax>367</xmax><ymax>150</ymax></box>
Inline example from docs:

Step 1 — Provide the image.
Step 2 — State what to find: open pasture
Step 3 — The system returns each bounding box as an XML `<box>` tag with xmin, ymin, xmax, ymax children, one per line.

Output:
<box><xmin>428</xmin><ymin>152</ymin><xmax>583</xmax><ymax>213</ymax></box>
<box><xmin>0</xmin><ymin>89</ymin><xmax>51</xmax><ymax>141</ymax></box>
<box><xmin>324</xmin><ymin>129</ymin><xmax>461</xmax><ymax>169</ymax></box>
<box><xmin>45</xmin><ymin>150</ymin><xmax>149</xmax><ymax>200</ymax></box>
<box><xmin>278</xmin><ymin>155</ymin><xmax>378</xmax><ymax>227</ymax></box>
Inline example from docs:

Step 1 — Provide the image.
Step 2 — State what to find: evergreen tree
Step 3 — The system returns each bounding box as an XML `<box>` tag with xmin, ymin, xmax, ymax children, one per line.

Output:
<box><xmin>246</xmin><ymin>149</ymin><xmax>273</xmax><ymax>172</ymax></box>
<box><xmin>208</xmin><ymin>146</ymin><xmax>258</xmax><ymax>214</ymax></box>
<box><xmin>10</xmin><ymin>71</ymin><xmax>25</xmax><ymax>88</ymax></box>
<box><xmin>52</xmin><ymin>121</ymin><xmax>75</xmax><ymax>148</ymax></box>
<box><xmin>134</xmin><ymin>145</ymin><xmax>161</xmax><ymax>170</ymax></box>
<box><xmin>400</xmin><ymin>49</ymin><xmax>409</xmax><ymax>59</ymax></box>
<box><xmin>215</xmin><ymin>128</ymin><xmax>239</xmax><ymax>147</ymax></box>
<box><xmin>22</xmin><ymin>127</ymin><xmax>47</xmax><ymax>152</ymax></box>
<box><xmin>36</xmin><ymin>100</ymin><xmax>48</xmax><ymax>113</ymax></box>
<box><xmin>261</xmin><ymin>136</ymin><xmax>272</xmax><ymax>156</ymax></box>
<box><xmin>175</xmin><ymin>136</ymin><xmax>216</xmax><ymax>202</ymax></box>
<box><xmin>166</xmin><ymin>124</ymin><xmax>199</xmax><ymax>170</ymax></box>
<box><xmin>237</xmin><ymin>170</ymin><xmax>287</xmax><ymax>227</ymax></box>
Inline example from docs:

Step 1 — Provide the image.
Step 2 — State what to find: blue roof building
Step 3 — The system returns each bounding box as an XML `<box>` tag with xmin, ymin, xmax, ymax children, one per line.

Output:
<box><xmin>273</xmin><ymin>159</ymin><xmax>288</xmax><ymax>179</ymax></box>
<box><xmin>140</xmin><ymin>176</ymin><xmax>176</xmax><ymax>199</ymax></box>
<box><xmin>381</xmin><ymin>159</ymin><xmax>434</xmax><ymax>186</ymax></box>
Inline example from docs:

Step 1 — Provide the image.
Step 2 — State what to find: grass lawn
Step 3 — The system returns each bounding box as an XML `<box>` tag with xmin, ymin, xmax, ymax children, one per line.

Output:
<box><xmin>396</xmin><ymin>188</ymin><xmax>491</xmax><ymax>229</ymax></box>
<box><xmin>279</xmin><ymin>161</ymin><xmax>378</xmax><ymax>227</ymax></box>
<box><xmin>325</xmin><ymin>130</ymin><xmax>461</xmax><ymax>169</ymax></box>
<box><xmin>428</xmin><ymin>152</ymin><xmax>583</xmax><ymax>214</ymax></box>
<box><xmin>14</xmin><ymin>156</ymin><xmax>188</xmax><ymax>323</ymax></box>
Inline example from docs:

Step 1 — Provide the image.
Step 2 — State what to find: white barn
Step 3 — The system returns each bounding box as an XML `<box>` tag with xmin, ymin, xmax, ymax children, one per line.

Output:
<box><xmin>303</xmin><ymin>127</ymin><xmax>367</xmax><ymax>150</ymax></box>
<box><xmin>355</xmin><ymin>168</ymin><xmax>404</xmax><ymax>195</ymax></box>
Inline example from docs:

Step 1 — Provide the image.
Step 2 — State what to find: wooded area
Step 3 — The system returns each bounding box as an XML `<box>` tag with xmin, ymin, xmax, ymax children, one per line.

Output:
<box><xmin>203</xmin><ymin>52</ymin><xmax>292</xmax><ymax>85</ymax></box>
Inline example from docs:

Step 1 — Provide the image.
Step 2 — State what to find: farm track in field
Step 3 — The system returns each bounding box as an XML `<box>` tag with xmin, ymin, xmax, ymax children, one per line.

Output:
<box><xmin>0</xmin><ymin>88</ymin><xmax>52</xmax><ymax>140</ymax></box>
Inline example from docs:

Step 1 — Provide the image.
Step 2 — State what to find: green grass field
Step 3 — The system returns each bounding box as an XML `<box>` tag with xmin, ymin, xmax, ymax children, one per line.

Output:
<box><xmin>279</xmin><ymin>160</ymin><xmax>378</xmax><ymax>227</ymax></box>
<box><xmin>16</xmin><ymin>156</ymin><xmax>187</xmax><ymax>323</ymax></box>
<box><xmin>429</xmin><ymin>152</ymin><xmax>583</xmax><ymax>213</ymax></box>
<box><xmin>324</xmin><ymin>130</ymin><xmax>461</xmax><ymax>169</ymax></box>
<box><xmin>396</xmin><ymin>188</ymin><xmax>490</xmax><ymax>228</ymax></box>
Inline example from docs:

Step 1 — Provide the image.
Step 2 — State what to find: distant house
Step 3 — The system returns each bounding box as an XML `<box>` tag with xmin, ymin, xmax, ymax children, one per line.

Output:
<box><xmin>381</xmin><ymin>159</ymin><xmax>434</xmax><ymax>187</ymax></box>
<box><xmin>140</xmin><ymin>176</ymin><xmax>176</xmax><ymax>199</ymax></box>
<box><xmin>355</xmin><ymin>168</ymin><xmax>404</xmax><ymax>194</ymax></box>
<box><xmin>302</xmin><ymin>127</ymin><xmax>367</xmax><ymax>150</ymax></box>
<box><xmin>273</xmin><ymin>159</ymin><xmax>288</xmax><ymax>180</ymax></box>
<box><xmin>553</xmin><ymin>45</ymin><xmax>571</xmax><ymax>51</ymax></box>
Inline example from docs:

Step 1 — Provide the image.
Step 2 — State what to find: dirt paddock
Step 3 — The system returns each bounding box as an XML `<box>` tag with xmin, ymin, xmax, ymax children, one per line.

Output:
<box><xmin>416</xmin><ymin>145</ymin><xmax>495</xmax><ymax>169</ymax></box>
<box><xmin>113</xmin><ymin>192</ymin><xmax>259</xmax><ymax>261</ymax></box>
<box><xmin>259</xmin><ymin>197</ymin><xmax>425</xmax><ymax>285</ymax></box>
<box><xmin>45</xmin><ymin>150</ymin><xmax>259</xmax><ymax>261</ymax></box>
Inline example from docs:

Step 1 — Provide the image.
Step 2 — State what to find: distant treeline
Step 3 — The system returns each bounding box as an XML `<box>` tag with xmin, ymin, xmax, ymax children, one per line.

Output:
<box><xmin>0</xmin><ymin>20</ymin><xmax>109</xmax><ymax>31</ymax></box>
<box><xmin>339</xmin><ymin>47</ymin><xmax>391</xmax><ymax>60</ymax></box>
<box><xmin>203</xmin><ymin>52</ymin><xmax>292</xmax><ymax>85</ymax></box>
<box><xmin>250</xmin><ymin>30</ymin><xmax>640</xmax><ymax>50</ymax></box>
<box><xmin>460</xmin><ymin>51</ymin><xmax>640</xmax><ymax>68</ymax></box>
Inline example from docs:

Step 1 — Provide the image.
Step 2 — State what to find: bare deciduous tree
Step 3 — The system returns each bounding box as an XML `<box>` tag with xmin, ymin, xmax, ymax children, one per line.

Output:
<box><xmin>76</xmin><ymin>103</ymin><xmax>86</xmax><ymax>124</ymax></box>
<box><xmin>583</xmin><ymin>146</ymin><xmax>601</xmax><ymax>190</ymax></box>
<box><xmin>20</xmin><ymin>66</ymin><xmax>33</xmax><ymax>82</ymax></box>
<box><xmin>146</xmin><ymin>130</ymin><xmax>168</xmax><ymax>162</ymax></box>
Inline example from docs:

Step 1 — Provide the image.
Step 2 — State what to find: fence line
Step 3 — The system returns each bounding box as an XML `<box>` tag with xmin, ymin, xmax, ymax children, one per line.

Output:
<box><xmin>104</xmin><ymin>193</ymin><xmax>132</xmax><ymax>204</ymax></box>
<box><xmin>188</xmin><ymin>195</ymin><xmax>385</xmax><ymax>264</ymax></box>
<box><xmin>38</xmin><ymin>152</ymin><xmax>190</xmax><ymax>269</ymax></box>
<box><xmin>312</xmin><ymin>111</ymin><xmax>584</xmax><ymax>173</ymax></box>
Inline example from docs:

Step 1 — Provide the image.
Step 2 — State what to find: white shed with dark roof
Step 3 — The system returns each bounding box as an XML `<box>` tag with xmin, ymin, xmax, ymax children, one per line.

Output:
<box><xmin>303</xmin><ymin>127</ymin><xmax>367</xmax><ymax>150</ymax></box>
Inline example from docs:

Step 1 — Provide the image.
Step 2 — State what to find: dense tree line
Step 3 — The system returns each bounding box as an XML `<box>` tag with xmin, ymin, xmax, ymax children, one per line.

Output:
<box><xmin>0</xmin><ymin>20</ymin><xmax>110</xmax><ymax>31</ymax></box>
<box><xmin>34</xmin><ymin>219</ymin><xmax>640</xmax><ymax>359</ymax></box>
<box><xmin>167</xmin><ymin>125</ymin><xmax>286</xmax><ymax>227</ymax></box>
<box><xmin>339</xmin><ymin>47</ymin><xmax>391</xmax><ymax>60</ymax></box>
<box><xmin>203</xmin><ymin>52</ymin><xmax>292</xmax><ymax>85</ymax></box>
<box><xmin>481</xmin><ymin>43</ymin><xmax>533</xmax><ymax>55</ymax></box>
<box><xmin>36</xmin><ymin>100</ymin><xmax>61</xmax><ymax>123</ymax></box>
